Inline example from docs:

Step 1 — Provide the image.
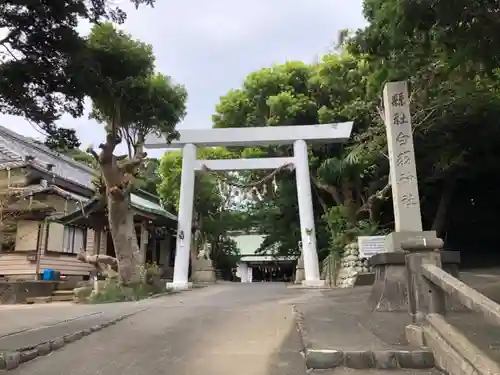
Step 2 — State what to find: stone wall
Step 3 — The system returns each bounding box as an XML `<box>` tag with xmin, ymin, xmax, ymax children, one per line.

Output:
<box><xmin>335</xmin><ymin>242</ymin><xmax>370</xmax><ymax>288</ymax></box>
<box><xmin>0</xmin><ymin>280</ymin><xmax>56</xmax><ymax>304</ymax></box>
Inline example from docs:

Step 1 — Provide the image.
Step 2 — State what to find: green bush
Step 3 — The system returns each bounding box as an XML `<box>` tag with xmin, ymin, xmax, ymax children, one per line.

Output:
<box><xmin>87</xmin><ymin>279</ymin><xmax>170</xmax><ymax>304</ymax></box>
<box><xmin>323</xmin><ymin>205</ymin><xmax>387</xmax><ymax>256</ymax></box>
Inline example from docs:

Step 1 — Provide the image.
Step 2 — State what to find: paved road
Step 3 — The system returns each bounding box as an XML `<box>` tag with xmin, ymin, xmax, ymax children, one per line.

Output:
<box><xmin>10</xmin><ymin>283</ymin><xmax>311</xmax><ymax>375</ymax></box>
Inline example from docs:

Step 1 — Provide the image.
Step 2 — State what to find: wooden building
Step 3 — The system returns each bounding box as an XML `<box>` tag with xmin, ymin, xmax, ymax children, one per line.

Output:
<box><xmin>0</xmin><ymin>126</ymin><xmax>176</xmax><ymax>281</ymax></box>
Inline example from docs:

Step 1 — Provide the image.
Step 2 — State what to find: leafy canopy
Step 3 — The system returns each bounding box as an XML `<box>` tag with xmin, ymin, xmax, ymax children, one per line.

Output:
<box><xmin>85</xmin><ymin>23</ymin><xmax>187</xmax><ymax>158</ymax></box>
<box><xmin>0</xmin><ymin>0</ymin><xmax>155</xmax><ymax>125</ymax></box>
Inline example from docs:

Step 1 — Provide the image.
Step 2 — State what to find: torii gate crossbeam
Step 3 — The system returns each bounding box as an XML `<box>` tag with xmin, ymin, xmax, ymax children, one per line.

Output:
<box><xmin>144</xmin><ymin>122</ymin><xmax>354</xmax><ymax>290</ymax></box>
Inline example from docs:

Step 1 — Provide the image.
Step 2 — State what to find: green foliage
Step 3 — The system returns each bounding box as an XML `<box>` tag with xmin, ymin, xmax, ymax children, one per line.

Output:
<box><xmin>158</xmin><ymin>148</ymin><xmax>243</xmax><ymax>270</ymax></box>
<box><xmin>87</xmin><ymin>263</ymin><xmax>168</xmax><ymax>304</ymax></box>
<box><xmin>210</xmin><ymin>0</ymin><xmax>500</xmax><ymax>255</ymax></box>
<box><xmin>43</xmin><ymin>126</ymin><xmax>81</xmax><ymax>152</ymax></box>
<box><xmin>67</xmin><ymin>149</ymin><xmax>98</xmax><ymax>168</ymax></box>
<box><xmin>0</xmin><ymin>0</ymin><xmax>154</xmax><ymax>125</ymax></box>
<box><xmin>355</xmin><ymin>0</ymin><xmax>500</xmax><ymax>72</ymax></box>
<box><xmin>136</xmin><ymin>158</ymin><xmax>162</xmax><ymax>195</ymax></box>
<box><xmin>212</xmin><ymin>55</ymin><xmax>383</xmax><ymax>256</ymax></box>
<box><xmin>139</xmin><ymin>262</ymin><xmax>160</xmax><ymax>285</ymax></box>
<box><xmin>87</xmin><ymin>280</ymin><xmax>169</xmax><ymax>304</ymax></box>
<box><xmin>85</xmin><ymin>23</ymin><xmax>187</xmax><ymax>151</ymax></box>
<box><xmin>324</xmin><ymin>206</ymin><xmax>386</xmax><ymax>255</ymax></box>
<box><xmin>159</xmin><ymin>147</ymin><xmax>234</xmax><ymax>215</ymax></box>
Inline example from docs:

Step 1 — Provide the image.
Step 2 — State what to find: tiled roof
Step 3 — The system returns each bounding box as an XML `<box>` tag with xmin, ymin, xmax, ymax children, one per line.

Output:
<box><xmin>0</xmin><ymin>126</ymin><xmax>176</xmax><ymax>220</ymax></box>
<box><xmin>0</xmin><ymin>125</ymin><xmax>96</xmax><ymax>187</ymax></box>
<box><xmin>0</xmin><ymin>160</ymin><xmax>28</xmax><ymax>170</ymax></box>
<box><xmin>131</xmin><ymin>194</ymin><xmax>177</xmax><ymax>221</ymax></box>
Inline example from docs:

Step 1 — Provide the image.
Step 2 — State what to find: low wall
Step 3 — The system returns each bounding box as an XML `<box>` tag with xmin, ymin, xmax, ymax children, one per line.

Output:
<box><xmin>368</xmin><ymin>251</ymin><xmax>461</xmax><ymax>311</ymax></box>
<box><xmin>0</xmin><ymin>280</ymin><xmax>56</xmax><ymax>304</ymax></box>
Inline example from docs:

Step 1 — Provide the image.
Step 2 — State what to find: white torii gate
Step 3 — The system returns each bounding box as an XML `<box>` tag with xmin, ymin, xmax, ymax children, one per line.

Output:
<box><xmin>144</xmin><ymin>123</ymin><xmax>354</xmax><ymax>290</ymax></box>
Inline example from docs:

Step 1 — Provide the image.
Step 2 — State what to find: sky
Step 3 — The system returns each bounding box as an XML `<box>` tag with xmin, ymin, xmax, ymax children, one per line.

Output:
<box><xmin>0</xmin><ymin>0</ymin><xmax>366</xmax><ymax>158</ymax></box>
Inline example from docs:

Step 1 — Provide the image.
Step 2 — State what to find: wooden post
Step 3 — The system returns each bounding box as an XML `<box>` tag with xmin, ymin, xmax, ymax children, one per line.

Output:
<box><xmin>140</xmin><ymin>221</ymin><xmax>148</xmax><ymax>265</ymax></box>
<box><xmin>94</xmin><ymin>230</ymin><xmax>101</xmax><ymax>255</ymax></box>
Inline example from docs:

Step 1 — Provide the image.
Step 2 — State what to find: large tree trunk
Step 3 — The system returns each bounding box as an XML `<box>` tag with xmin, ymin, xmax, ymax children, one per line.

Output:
<box><xmin>107</xmin><ymin>194</ymin><xmax>143</xmax><ymax>284</ymax></box>
<box><xmin>341</xmin><ymin>184</ymin><xmax>358</xmax><ymax>226</ymax></box>
<box><xmin>93</xmin><ymin>133</ymin><xmax>145</xmax><ymax>284</ymax></box>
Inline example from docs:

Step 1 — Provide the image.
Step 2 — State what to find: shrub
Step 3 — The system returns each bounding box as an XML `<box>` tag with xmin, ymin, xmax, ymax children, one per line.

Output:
<box><xmin>87</xmin><ymin>278</ymin><xmax>170</xmax><ymax>304</ymax></box>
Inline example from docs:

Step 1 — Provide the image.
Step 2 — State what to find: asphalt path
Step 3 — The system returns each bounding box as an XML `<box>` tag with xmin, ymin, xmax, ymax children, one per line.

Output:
<box><xmin>10</xmin><ymin>283</ymin><xmax>310</xmax><ymax>375</ymax></box>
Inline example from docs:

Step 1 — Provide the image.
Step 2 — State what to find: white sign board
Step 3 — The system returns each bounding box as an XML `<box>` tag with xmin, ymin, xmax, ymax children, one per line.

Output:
<box><xmin>358</xmin><ymin>236</ymin><xmax>386</xmax><ymax>258</ymax></box>
<box><xmin>247</xmin><ymin>267</ymin><xmax>253</xmax><ymax>283</ymax></box>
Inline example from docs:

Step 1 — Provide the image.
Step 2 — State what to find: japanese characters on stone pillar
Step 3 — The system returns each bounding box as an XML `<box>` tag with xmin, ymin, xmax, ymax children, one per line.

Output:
<box><xmin>383</xmin><ymin>81</ymin><xmax>423</xmax><ymax>232</ymax></box>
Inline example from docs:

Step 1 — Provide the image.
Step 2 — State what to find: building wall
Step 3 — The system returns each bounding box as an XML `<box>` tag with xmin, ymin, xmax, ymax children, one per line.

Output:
<box><xmin>0</xmin><ymin>253</ymin><xmax>34</xmax><ymax>278</ymax></box>
<box><xmin>0</xmin><ymin>188</ymin><xmax>170</xmax><ymax>278</ymax></box>
<box><xmin>14</xmin><ymin>220</ymin><xmax>40</xmax><ymax>251</ymax></box>
<box><xmin>1</xmin><ymin>218</ymin><xmax>106</xmax><ymax>278</ymax></box>
<box><xmin>231</xmin><ymin>234</ymin><xmax>265</xmax><ymax>256</ymax></box>
<box><xmin>38</xmin><ymin>253</ymin><xmax>94</xmax><ymax>276</ymax></box>
<box><xmin>0</xmin><ymin>168</ymin><xmax>29</xmax><ymax>189</ymax></box>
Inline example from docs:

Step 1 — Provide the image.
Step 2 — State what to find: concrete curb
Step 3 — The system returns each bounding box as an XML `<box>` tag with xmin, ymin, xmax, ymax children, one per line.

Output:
<box><xmin>0</xmin><ymin>308</ymin><xmax>148</xmax><ymax>371</ymax></box>
<box><xmin>292</xmin><ymin>304</ymin><xmax>436</xmax><ymax>370</ymax></box>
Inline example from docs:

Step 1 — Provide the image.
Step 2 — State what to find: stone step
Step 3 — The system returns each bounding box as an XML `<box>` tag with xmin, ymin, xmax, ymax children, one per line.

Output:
<box><xmin>55</xmin><ymin>281</ymin><xmax>81</xmax><ymax>291</ymax></box>
<box><xmin>51</xmin><ymin>290</ymin><xmax>74</xmax><ymax>301</ymax></box>
<box><xmin>25</xmin><ymin>296</ymin><xmax>52</xmax><ymax>304</ymax></box>
<box><xmin>52</xmin><ymin>290</ymin><xmax>74</xmax><ymax>295</ymax></box>
<box><xmin>51</xmin><ymin>295</ymin><xmax>74</xmax><ymax>302</ymax></box>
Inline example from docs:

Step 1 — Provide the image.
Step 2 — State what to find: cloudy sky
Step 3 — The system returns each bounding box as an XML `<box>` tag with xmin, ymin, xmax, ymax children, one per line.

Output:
<box><xmin>1</xmin><ymin>0</ymin><xmax>366</xmax><ymax>157</ymax></box>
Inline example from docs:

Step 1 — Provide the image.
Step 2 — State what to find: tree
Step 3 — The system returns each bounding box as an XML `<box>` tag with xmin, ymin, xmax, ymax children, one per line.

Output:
<box><xmin>208</xmin><ymin>0</ymin><xmax>500</xmax><ymax>266</ymax></box>
<box><xmin>158</xmin><ymin>147</ymin><xmax>244</xmax><ymax>271</ymax></box>
<box><xmin>43</xmin><ymin>125</ymin><xmax>81</xmax><ymax>152</ymax></box>
<box><xmin>213</xmin><ymin>62</ymin><xmax>320</xmax><ymax>255</ymax></box>
<box><xmin>354</xmin><ymin>0</ymin><xmax>500</xmax><ymax>73</ymax></box>
<box><xmin>137</xmin><ymin>158</ymin><xmax>161</xmax><ymax>195</ymax></box>
<box><xmin>0</xmin><ymin>0</ymin><xmax>154</xmax><ymax>125</ymax></box>
<box><xmin>347</xmin><ymin>0</ymin><xmax>500</xmax><ymax>238</ymax></box>
<box><xmin>84</xmin><ymin>23</ymin><xmax>187</xmax><ymax>285</ymax></box>
<box><xmin>212</xmin><ymin>58</ymin><xmax>388</xmax><ymax>257</ymax></box>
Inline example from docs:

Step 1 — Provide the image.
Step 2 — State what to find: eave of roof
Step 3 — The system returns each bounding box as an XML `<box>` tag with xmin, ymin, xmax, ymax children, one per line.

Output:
<box><xmin>0</xmin><ymin>126</ymin><xmax>177</xmax><ymax>221</ymax></box>
<box><xmin>12</xmin><ymin>184</ymin><xmax>89</xmax><ymax>202</ymax></box>
<box><xmin>49</xmin><ymin>194</ymin><xmax>177</xmax><ymax>227</ymax></box>
<box><xmin>238</xmin><ymin>255</ymin><xmax>299</xmax><ymax>262</ymax></box>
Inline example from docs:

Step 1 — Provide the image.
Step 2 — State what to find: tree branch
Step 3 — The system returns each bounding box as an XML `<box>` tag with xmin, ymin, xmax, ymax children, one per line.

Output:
<box><xmin>310</xmin><ymin>176</ymin><xmax>343</xmax><ymax>205</ymax></box>
<box><xmin>77</xmin><ymin>251</ymin><xmax>118</xmax><ymax>279</ymax></box>
<box><xmin>116</xmin><ymin>154</ymin><xmax>128</xmax><ymax>161</ymax></box>
<box><xmin>311</xmin><ymin>179</ymin><xmax>329</xmax><ymax>213</ymax></box>
<box><xmin>119</xmin><ymin>152</ymin><xmax>147</xmax><ymax>174</ymax></box>
<box><xmin>86</xmin><ymin>147</ymin><xmax>100</xmax><ymax>162</ymax></box>
<box><xmin>356</xmin><ymin>182</ymin><xmax>392</xmax><ymax>214</ymax></box>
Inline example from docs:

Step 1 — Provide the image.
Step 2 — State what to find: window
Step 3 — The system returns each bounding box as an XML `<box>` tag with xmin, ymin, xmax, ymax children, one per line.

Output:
<box><xmin>62</xmin><ymin>226</ymin><xmax>87</xmax><ymax>254</ymax></box>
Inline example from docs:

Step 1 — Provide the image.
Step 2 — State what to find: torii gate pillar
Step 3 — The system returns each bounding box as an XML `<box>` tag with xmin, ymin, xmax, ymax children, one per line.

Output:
<box><xmin>172</xmin><ymin>143</ymin><xmax>196</xmax><ymax>288</ymax></box>
<box><xmin>145</xmin><ymin>123</ymin><xmax>354</xmax><ymax>290</ymax></box>
<box><xmin>294</xmin><ymin>139</ymin><xmax>321</xmax><ymax>285</ymax></box>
